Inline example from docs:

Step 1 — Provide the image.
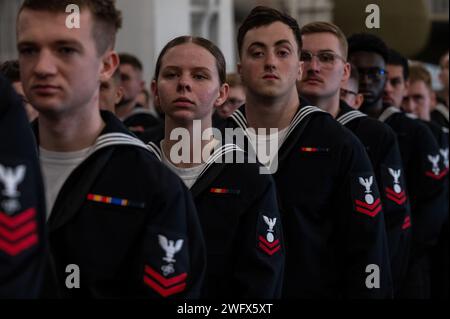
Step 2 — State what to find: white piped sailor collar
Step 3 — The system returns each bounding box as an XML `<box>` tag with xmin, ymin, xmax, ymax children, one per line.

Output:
<box><xmin>91</xmin><ymin>133</ymin><xmax>152</xmax><ymax>155</ymax></box>
<box><xmin>147</xmin><ymin>141</ymin><xmax>162</xmax><ymax>161</ymax></box>
<box><xmin>336</xmin><ymin>109</ymin><xmax>367</xmax><ymax>126</ymax></box>
<box><xmin>146</xmin><ymin>141</ymin><xmax>244</xmax><ymax>183</ymax></box>
<box><xmin>230</xmin><ymin>105</ymin><xmax>324</xmax><ymax>149</ymax></box>
<box><xmin>378</xmin><ymin>106</ymin><xmax>401</xmax><ymax>123</ymax></box>
<box><xmin>435</xmin><ymin>103</ymin><xmax>449</xmax><ymax>122</ymax></box>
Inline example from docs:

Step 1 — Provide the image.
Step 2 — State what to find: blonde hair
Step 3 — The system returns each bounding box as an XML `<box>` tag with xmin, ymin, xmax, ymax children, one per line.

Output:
<box><xmin>301</xmin><ymin>21</ymin><xmax>348</xmax><ymax>59</ymax></box>
<box><xmin>409</xmin><ymin>63</ymin><xmax>432</xmax><ymax>90</ymax></box>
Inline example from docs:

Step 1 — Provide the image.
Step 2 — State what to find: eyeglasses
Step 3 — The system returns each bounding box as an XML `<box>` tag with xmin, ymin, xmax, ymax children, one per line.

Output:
<box><xmin>340</xmin><ymin>88</ymin><xmax>358</xmax><ymax>98</ymax></box>
<box><xmin>357</xmin><ymin>67</ymin><xmax>387</xmax><ymax>81</ymax></box>
<box><xmin>300</xmin><ymin>51</ymin><xmax>346</xmax><ymax>68</ymax></box>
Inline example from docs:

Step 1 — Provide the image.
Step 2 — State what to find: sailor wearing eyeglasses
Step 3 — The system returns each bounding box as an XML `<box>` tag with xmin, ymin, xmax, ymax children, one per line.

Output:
<box><xmin>348</xmin><ymin>35</ymin><xmax>446</xmax><ymax>299</ymax></box>
<box><xmin>298</xmin><ymin>22</ymin><xmax>411</xmax><ymax>299</ymax></box>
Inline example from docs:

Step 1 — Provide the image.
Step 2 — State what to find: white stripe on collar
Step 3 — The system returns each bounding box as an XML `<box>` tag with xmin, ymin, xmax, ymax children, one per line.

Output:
<box><xmin>336</xmin><ymin>110</ymin><xmax>367</xmax><ymax>125</ymax></box>
<box><xmin>285</xmin><ymin>106</ymin><xmax>323</xmax><ymax>139</ymax></box>
<box><xmin>197</xmin><ymin>144</ymin><xmax>244</xmax><ymax>180</ymax></box>
<box><xmin>231</xmin><ymin>105</ymin><xmax>323</xmax><ymax>143</ymax></box>
<box><xmin>92</xmin><ymin>133</ymin><xmax>151</xmax><ymax>154</ymax></box>
<box><xmin>147</xmin><ymin>140</ymin><xmax>244</xmax><ymax>182</ymax></box>
<box><xmin>405</xmin><ymin>112</ymin><xmax>418</xmax><ymax>120</ymax></box>
<box><xmin>231</xmin><ymin>109</ymin><xmax>248</xmax><ymax>130</ymax></box>
<box><xmin>378</xmin><ymin>106</ymin><xmax>401</xmax><ymax>122</ymax></box>
<box><xmin>147</xmin><ymin>141</ymin><xmax>162</xmax><ymax>161</ymax></box>
<box><xmin>436</xmin><ymin>103</ymin><xmax>450</xmax><ymax>122</ymax></box>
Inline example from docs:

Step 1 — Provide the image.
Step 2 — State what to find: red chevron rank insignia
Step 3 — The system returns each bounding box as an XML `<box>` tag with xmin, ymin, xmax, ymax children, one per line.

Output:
<box><xmin>258</xmin><ymin>235</ymin><xmax>281</xmax><ymax>255</ymax></box>
<box><xmin>0</xmin><ymin>208</ymin><xmax>38</xmax><ymax>256</ymax></box>
<box><xmin>385</xmin><ymin>187</ymin><xmax>407</xmax><ymax>205</ymax></box>
<box><xmin>355</xmin><ymin>198</ymin><xmax>382</xmax><ymax>217</ymax></box>
<box><xmin>143</xmin><ymin>265</ymin><xmax>187</xmax><ymax>298</ymax></box>
<box><xmin>353</xmin><ymin>175</ymin><xmax>382</xmax><ymax>218</ymax></box>
<box><xmin>258</xmin><ymin>215</ymin><xmax>281</xmax><ymax>255</ymax></box>
<box><xmin>426</xmin><ymin>154</ymin><xmax>447</xmax><ymax>180</ymax></box>
<box><xmin>384</xmin><ymin>167</ymin><xmax>408</xmax><ymax>205</ymax></box>
<box><xmin>402</xmin><ymin>215</ymin><xmax>411</xmax><ymax>230</ymax></box>
<box><xmin>143</xmin><ymin>234</ymin><xmax>187</xmax><ymax>297</ymax></box>
<box><xmin>425</xmin><ymin>169</ymin><xmax>448</xmax><ymax>180</ymax></box>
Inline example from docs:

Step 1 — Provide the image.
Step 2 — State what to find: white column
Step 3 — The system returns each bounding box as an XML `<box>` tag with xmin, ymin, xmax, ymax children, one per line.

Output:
<box><xmin>115</xmin><ymin>0</ymin><xmax>191</xmax><ymax>84</ymax></box>
<box><xmin>0</xmin><ymin>0</ymin><xmax>22</xmax><ymax>63</ymax></box>
<box><xmin>218</xmin><ymin>0</ymin><xmax>236</xmax><ymax>72</ymax></box>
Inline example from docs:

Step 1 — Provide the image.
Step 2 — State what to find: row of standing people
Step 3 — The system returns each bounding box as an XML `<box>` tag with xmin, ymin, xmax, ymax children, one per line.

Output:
<box><xmin>1</xmin><ymin>1</ymin><xmax>447</xmax><ymax>299</ymax></box>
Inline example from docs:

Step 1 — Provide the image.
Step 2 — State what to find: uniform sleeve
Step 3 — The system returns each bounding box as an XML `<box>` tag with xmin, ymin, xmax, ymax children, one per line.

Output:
<box><xmin>0</xmin><ymin>75</ymin><xmax>47</xmax><ymax>298</ymax></box>
<box><xmin>376</xmin><ymin>128</ymin><xmax>411</xmax><ymax>291</ymax></box>
<box><xmin>336</xmin><ymin>133</ymin><xmax>393</xmax><ymax>299</ymax></box>
<box><xmin>233</xmin><ymin>173</ymin><xmax>284</xmax><ymax>298</ymax></box>
<box><xmin>409</xmin><ymin>123</ymin><xmax>448</xmax><ymax>257</ymax></box>
<box><xmin>139</xmin><ymin>168</ymin><xmax>206</xmax><ymax>299</ymax></box>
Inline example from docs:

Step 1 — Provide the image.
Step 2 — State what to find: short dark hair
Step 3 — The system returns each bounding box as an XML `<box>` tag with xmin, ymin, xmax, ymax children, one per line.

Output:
<box><xmin>388</xmin><ymin>49</ymin><xmax>409</xmax><ymax>80</ymax></box>
<box><xmin>237</xmin><ymin>6</ymin><xmax>302</xmax><ymax>58</ymax></box>
<box><xmin>0</xmin><ymin>60</ymin><xmax>20</xmax><ymax>83</ymax></box>
<box><xmin>347</xmin><ymin>33</ymin><xmax>389</xmax><ymax>63</ymax></box>
<box><xmin>19</xmin><ymin>0</ymin><xmax>122</xmax><ymax>55</ymax></box>
<box><xmin>119</xmin><ymin>53</ymin><xmax>143</xmax><ymax>72</ymax></box>
<box><xmin>154</xmin><ymin>36</ymin><xmax>226</xmax><ymax>85</ymax></box>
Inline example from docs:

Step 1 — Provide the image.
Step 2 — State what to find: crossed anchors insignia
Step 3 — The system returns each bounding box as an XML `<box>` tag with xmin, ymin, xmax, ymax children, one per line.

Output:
<box><xmin>388</xmin><ymin>168</ymin><xmax>402</xmax><ymax>193</ymax></box>
<box><xmin>440</xmin><ymin>148</ymin><xmax>449</xmax><ymax>169</ymax></box>
<box><xmin>263</xmin><ymin>215</ymin><xmax>277</xmax><ymax>243</ymax></box>
<box><xmin>359</xmin><ymin>176</ymin><xmax>374</xmax><ymax>204</ymax></box>
<box><xmin>428</xmin><ymin>154</ymin><xmax>441</xmax><ymax>175</ymax></box>
<box><xmin>0</xmin><ymin>164</ymin><xmax>26</xmax><ymax>214</ymax></box>
<box><xmin>158</xmin><ymin>235</ymin><xmax>184</xmax><ymax>277</ymax></box>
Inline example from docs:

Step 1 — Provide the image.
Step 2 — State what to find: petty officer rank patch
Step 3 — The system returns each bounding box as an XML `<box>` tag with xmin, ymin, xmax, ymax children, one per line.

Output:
<box><xmin>0</xmin><ymin>161</ymin><xmax>39</xmax><ymax>256</ymax></box>
<box><xmin>257</xmin><ymin>213</ymin><xmax>282</xmax><ymax>256</ymax></box>
<box><xmin>351</xmin><ymin>173</ymin><xmax>383</xmax><ymax>218</ymax></box>
<box><xmin>425</xmin><ymin>153</ymin><xmax>447</xmax><ymax>180</ymax></box>
<box><xmin>142</xmin><ymin>230</ymin><xmax>189</xmax><ymax>298</ymax></box>
<box><xmin>381</xmin><ymin>165</ymin><xmax>408</xmax><ymax>206</ymax></box>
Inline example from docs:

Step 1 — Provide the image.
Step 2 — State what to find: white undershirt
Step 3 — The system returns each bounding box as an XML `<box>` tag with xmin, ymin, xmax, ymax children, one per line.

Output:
<box><xmin>40</xmin><ymin>147</ymin><xmax>92</xmax><ymax>219</ymax></box>
<box><xmin>246</xmin><ymin>127</ymin><xmax>289</xmax><ymax>167</ymax></box>
<box><xmin>160</xmin><ymin>140</ymin><xmax>218</xmax><ymax>189</ymax></box>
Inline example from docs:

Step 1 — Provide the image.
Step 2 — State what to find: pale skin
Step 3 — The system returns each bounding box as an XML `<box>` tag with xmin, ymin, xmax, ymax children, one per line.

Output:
<box><xmin>383</xmin><ymin>64</ymin><xmax>408</xmax><ymax>108</ymax></box>
<box><xmin>238</xmin><ymin>21</ymin><xmax>303</xmax><ymax>131</ymax></box>
<box><xmin>298</xmin><ymin>32</ymin><xmax>350</xmax><ymax>118</ymax></box>
<box><xmin>215</xmin><ymin>85</ymin><xmax>246</xmax><ymax>119</ymax></box>
<box><xmin>99</xmin><ymin>76</ymin><xmax>124</xmax><ymax>114</ymax></box>
<box><xmin>116</xmin><ymin>63</ymin><xmax>145</xmax><ymax>119</ymax></box>
<box><xmin>340</xmin><ymin>77</ymin><xmax>364</xmax><ymax>109</ymax></box>
<box><xmin>439</xmin><ymin>52</ymin><xmax>449</xmax><ymax>107</ymax></box>
<box><xmin>17</xmin><ymin>9</ymin><xmax>119</xmax><ymax>152</ymax></box>
<box><xmin>152</xmin><ymin>42</ymin><xmax>229</xmax><ymax>168</ymax></box>
<box><xmin>402</xmin><ymin>80</ymin><xmax>434</xmax><ymax>121</ymax></box>
<box><xmin>12</xmin><ymin>80</ymin><xmax>39</xmax><ymax>121</ymax></box>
